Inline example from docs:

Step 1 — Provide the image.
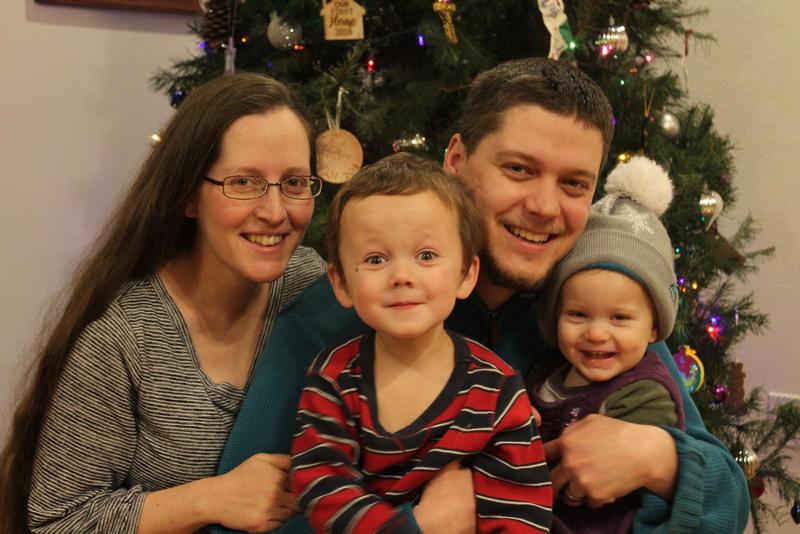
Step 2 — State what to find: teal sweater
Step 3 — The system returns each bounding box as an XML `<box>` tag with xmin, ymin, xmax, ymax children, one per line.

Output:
<box><xmin>215</xmin><ymin>276</ymin><xmax>749</xmax><ymax>533</ymax></box>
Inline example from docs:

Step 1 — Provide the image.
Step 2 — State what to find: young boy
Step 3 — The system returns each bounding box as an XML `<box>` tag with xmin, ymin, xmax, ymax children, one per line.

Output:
<box><xmin>291</xmin><ymin>153</ymin><xmax>553</xmax><ymax>533</ymax></box>
<box><xmin>529</xmin><ymin>156</ymin><xmax>685</xmax><ymax>534</ymax></box>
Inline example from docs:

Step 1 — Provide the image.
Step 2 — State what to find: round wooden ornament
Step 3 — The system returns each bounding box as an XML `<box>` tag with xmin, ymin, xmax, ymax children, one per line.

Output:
<box><xmin>315</xmin><ymin>128</ymin><xmax>363</xmax><ymax>184</ymax></box>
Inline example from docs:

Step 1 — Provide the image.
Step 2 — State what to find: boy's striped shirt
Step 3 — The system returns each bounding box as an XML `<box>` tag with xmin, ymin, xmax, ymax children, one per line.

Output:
<box><xmin>291</xmin><ymin>330</ymin><xmax>552</xmax><ymax>533</ymax></box>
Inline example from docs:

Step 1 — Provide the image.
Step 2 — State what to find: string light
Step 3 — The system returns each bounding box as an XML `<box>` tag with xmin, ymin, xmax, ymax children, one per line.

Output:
<box><xmin>367</xmin><ymin>58</ymin><xmax>376</xmax><ymax>73</ymax></box>
<box><xmin>417</xmin><ymin>33</ymin><xmax>426</xmax><ymax>46</ymax></box>
<box><xmin>707</xmin><ymin>325</ymin><xmax>720</xmax><ymax>341</ymax></box>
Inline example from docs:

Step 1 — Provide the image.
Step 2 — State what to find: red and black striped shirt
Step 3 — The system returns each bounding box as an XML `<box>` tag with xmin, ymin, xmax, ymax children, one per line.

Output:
<box><xmin>292</xmin><ymin>330</ymin><xmax>552</xmax><ymax>533</ymax></box>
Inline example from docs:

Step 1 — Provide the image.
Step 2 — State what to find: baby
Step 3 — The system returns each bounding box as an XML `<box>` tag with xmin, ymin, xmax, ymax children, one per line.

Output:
<box><xmin>529</xmin><ymin>156</ymin><xmax>685</xmax><ymax>534</ymax></box>
<box><xmin>292</xmin><ymin>152</ymin><xmax>553</xmax><ymax>533</ymax></box>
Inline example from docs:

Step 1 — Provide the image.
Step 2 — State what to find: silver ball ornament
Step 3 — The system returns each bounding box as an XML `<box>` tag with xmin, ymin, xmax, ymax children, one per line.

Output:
<box><xmin>659</xmin><ymin>112</ymin><xmax>681</xmax><ymax>139</ymax></box>
<box><xmin>267</xmin><ymin>12</ymin><xmax>302</xmax><ymax>50</ymax></box>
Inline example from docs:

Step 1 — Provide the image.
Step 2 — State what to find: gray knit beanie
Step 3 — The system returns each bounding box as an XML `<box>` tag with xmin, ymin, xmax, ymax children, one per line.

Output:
<box><xmin>538</xmin><ymin>156</ymin><xmax>679</xmax><ymax>347</ymax></box>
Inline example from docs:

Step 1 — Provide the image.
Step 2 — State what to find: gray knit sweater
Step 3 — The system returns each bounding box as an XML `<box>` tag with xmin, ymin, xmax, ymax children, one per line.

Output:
<box><xmin>28</xmin><ymin>246</ymin><xmax>326</xmax><ymax>534</ymax></box>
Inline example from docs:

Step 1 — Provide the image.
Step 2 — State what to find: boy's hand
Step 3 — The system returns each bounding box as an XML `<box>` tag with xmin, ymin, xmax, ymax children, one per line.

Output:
<box><xmin>414</xmin><ymin>462</ymin><xmax>475</xmax><ymax>533</ymax></box>
<box><xmin>531</xmin><ymin>404</ymin><xmax>542</xmax><ymax>426</ymax></box>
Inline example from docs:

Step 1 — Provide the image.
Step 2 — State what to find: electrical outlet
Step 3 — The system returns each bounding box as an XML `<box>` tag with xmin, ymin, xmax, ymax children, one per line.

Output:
<box><xmin>766</xmin><ymin>391</ymin><xmax>800</xmax><ymax>410</ymax></box>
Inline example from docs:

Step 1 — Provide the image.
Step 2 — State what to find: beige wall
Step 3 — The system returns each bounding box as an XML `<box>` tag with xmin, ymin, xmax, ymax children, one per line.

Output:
<box><xmin>0</xmin><ymin>1</ymin><xmax>195</xmax><ymax>417</ymax></box>
<box><xmin>1</xmin><ymin>0</ymin><xmax>797</xmax><ymax>530</ymax></box>
<box><xmin>682</xmin><ymin>2</ymin><xmax>800</xmax><ymax>531</ymax></box>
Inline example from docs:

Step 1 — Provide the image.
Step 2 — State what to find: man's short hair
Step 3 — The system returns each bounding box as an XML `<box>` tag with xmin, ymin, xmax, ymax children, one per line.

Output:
<box><xmin>327</xmin><ymin>152</ymin><xmax>484</xmax><ymax>277</ymax></box>
<box><xmin>458</xmin><ymin>58</ymin><xmax>614</xmax><ymax>164</ymax></box>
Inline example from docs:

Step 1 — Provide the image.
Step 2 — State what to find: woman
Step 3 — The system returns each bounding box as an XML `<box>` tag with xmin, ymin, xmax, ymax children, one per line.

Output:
<box><xmin>0</xmin><ymin>73</ymin><xmax>326</xmax><ymax>533</ymax></box>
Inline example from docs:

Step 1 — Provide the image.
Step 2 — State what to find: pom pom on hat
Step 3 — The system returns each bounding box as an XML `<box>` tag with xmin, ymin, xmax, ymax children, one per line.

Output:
<box><xmin>604</xmin><ymin>156</ymin><xmax>674</xmax><ymax>216</ymax></box>
<box><xmin>537</xmin><ymin>156</ymin><xmax>679</xmax><ymax>349</ymax></box>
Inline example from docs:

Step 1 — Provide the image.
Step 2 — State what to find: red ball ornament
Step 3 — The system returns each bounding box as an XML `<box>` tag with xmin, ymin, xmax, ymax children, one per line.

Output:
<box><xmin>748</xmin><ymin>476</ymin><xmax>764</xmax><ymax>498</ymax></box>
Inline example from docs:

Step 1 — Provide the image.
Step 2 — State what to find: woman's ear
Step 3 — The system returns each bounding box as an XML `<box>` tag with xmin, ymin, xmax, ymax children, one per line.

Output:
<box><xmin>185</xmin><ymin>194</ymin><xmax>199</xmax><ymax>218</ymax></box>
<box><xmin>456</xmin><ymin>256</ymin><xmax>480</xmax><ymax>300</ymax></box>
<box><xmin>327</xmin><ymin>264</ymin><xmax>354</xmax><ymax>309</ymax></box>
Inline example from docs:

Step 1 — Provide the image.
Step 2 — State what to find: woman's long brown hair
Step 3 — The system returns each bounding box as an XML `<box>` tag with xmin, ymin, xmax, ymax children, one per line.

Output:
<box><xmin>0</xmin><ymin>73</ymin><xmax>314</xmax><ymax>533</ymax></box>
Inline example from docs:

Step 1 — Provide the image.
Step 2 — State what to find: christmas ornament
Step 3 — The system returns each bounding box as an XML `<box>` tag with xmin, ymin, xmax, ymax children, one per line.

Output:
<box><xmin>748</xmin><ymin>475</ymin><xmax>765</xmax><ymax>498</ymax></box>
<box><xmin>433</xmin><ymin>0</ymin><xmax>458</xmax><ymax>45</ymax></box>
<box><xmin>321</xmin><ymin>0</ymin><xmax>365</xmax><ymax>41</ymax></box>
<box><xmin>596</xmin><ymin>17</ymin><xmax>629</xmax><ymax>57</ymax></box>
<box><xmin>641</xmin><ymin>85</ymin><xmax>655</xmax><ymax>150</ymax></box>
<box><xmin>267</xmin><ymin>12</ymin><xmax>303</xmax><ymax>50</ymax></box>
<box><xmin>537</xmin><ymin>0</ymin><xmax>575</xmax><ymax>60</ymax></box>
<box><xmin>317</xmin><ymin>130</ymin><xmax>362</xmax><ymax>183</ymax></box>
<box><xmin>392</xmin><ymin>133</ymin><xmax>428</xmax><ymax>153</ymax></box>
<box><xmin>201</xmin><ymin>0</ymin><xmax>236</xmax><ymax>48</ymax></box>
<box><xmin>170</xmin><ymin>88</ymin><xmax>186</xmax><ymax>108</ymax></box>
<box><xmin>682</xmin><ymin>29</ymin><xmax>693</xmax><ymax>92</ymax></box>
<box><xmin>726</xmin><ymin>362</ymin><xmax>746</xmax><ymax>410</ymax></box>
<box><xmin>673</xmin><ymin>345</ymin><xmax>704</xmax><ymax>394</ymax></box>
<box><xmin>149</xmin><ymin>134</ymin><xmax>162</xmax><ymax>146</ymax></box>
<box><xmin>734</xmin><ymin>447</ymin><xmax>759</xmax><ymax>480</ymax></box>
<box><xmin>791</xmin><ymin>499</ymin><xmax>800</xmax><ymax>524</ymax></box>
<box><xmin>699</xmin><ymin>184</ymin><xmax>723</xmax><ymax>230</ymax></box>
<box><xmin>223</xmin><ymin>36</ymin><xmax>236</xmax><ymax>75</ymax></box>
<box><xmin>659</xmin><ymin>111</ymin><xmax>680</xmax><ymax>139</ymax></box>
<box><xmin>316</xmin><ymin>87</ymin><xmax>363</xmax><ymax>184</ymax></box>
<box><xmin>711</xmin><ymin>383</ymin><xmax>728</xmax><ymax>403</ymax></box>
<box><xmin>711</xmin><ymin>230</ymin><xmax>746</xmax><ymax>271</ymax></box>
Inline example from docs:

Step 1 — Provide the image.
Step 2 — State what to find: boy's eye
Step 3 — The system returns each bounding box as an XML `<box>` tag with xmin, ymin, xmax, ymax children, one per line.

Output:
<box><xmin>417</xmin><ymin>250</ymin><xmax>437</xmax><ymax>261</ymax></box>
<box><xmin>365</xmin><ymin>255</ymin><xmax>385</xmax><ymax>265</ymax></box>
<box><xmin>565</xmin><ymin>310</ymin><xmax>587</xmax><ymax>318</ymax></box>
<box><xmin>612</xmin><ymin>314</ymin><xmax>631</xmax><ymax>321</ymax></box>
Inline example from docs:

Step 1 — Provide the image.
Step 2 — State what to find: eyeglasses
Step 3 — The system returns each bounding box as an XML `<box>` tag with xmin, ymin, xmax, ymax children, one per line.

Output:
<box><xmin>203</xmin><ymin>175</ymin><xmax>323</xmax><ymax>200</ymax></box>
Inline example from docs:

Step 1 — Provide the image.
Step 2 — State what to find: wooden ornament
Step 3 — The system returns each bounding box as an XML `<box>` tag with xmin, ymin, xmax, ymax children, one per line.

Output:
<box><xmin>320</xmin><ymin>0</ymin><xmax>365</xmax><ymax>41</ymax></box>
<box><xmin>315</xmin><ymin>129</ymin><xmax>363</xmax><ymax>183</ymax></box>
<box><xmin>725</xmin><ymin>361</ymin><xmax>746</xmax><ymax>410</ymax></box>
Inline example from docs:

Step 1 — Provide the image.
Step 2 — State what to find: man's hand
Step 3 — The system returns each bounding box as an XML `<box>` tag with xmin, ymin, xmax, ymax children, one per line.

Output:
<box><xmin>414</xmin><ymin>462</ymin><xmax>476</xmax><ymax>534</ymax></box>
<box><xmin>544</xmin><ymin>414</ymin><xmax>678</xmax><ymax>507</ymax></box>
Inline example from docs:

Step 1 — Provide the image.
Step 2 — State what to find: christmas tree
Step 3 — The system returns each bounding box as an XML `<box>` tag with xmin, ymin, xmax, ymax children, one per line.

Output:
<box><xmin>152</xmin><ymin>0</ymin><xmax>800</xmax><ymax>529</ymax></box>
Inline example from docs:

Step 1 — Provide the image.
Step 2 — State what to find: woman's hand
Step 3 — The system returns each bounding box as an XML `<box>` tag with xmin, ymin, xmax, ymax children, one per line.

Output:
<box><xmin>206</xmin><ymin>453</ymin><xmax>301</xmax><ymax>533</ymax></box>
<box><xmin>414</xmin><ymin>462</ymin><xmax>475</xmax><ymax>534</ymax></box>
<box><xmin>544</xmin><ymin>414</ymin><xmax>678</xmax><ymax>508</ymax></box>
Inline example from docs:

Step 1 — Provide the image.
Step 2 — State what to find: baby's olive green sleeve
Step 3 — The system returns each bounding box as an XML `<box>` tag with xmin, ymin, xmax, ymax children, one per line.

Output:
<box><xmin>600</xmin><ymin>379</ymin><xmax>678</xmax><ymax>427</ymax></box>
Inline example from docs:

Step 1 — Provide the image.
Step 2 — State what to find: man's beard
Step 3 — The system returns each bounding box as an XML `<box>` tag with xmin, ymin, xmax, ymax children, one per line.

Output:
<box><xmin>479</xmin><ymin>246</ymin><xmax>549</xmax><ymax>293</ymax></box>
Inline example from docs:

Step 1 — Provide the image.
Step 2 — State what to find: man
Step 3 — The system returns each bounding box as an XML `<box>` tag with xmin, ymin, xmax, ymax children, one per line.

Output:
<box><xmin>216</xmin><ymin>58</ymin><xmax>749</xmax><ymax>533</ymax></box>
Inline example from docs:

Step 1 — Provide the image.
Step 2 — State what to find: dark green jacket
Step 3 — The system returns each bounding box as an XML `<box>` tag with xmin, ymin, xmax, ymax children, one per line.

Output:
<box><xmin>215</xmin><ymin>275</ymin><xmax>749</xmax><ymax>533</ymax></box>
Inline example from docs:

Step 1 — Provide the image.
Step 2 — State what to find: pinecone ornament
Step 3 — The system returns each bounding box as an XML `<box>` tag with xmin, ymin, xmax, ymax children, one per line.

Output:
<box><xmin>202</xmin><ymin>0</ymin><xmax>233</xmax><ymax>48</ymax></box>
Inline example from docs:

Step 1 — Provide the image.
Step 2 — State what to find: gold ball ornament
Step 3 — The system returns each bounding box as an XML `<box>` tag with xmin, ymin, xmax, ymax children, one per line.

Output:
<box><xmin>699</xmin><ymin>185</ymin><xmax>724</xmax><ymax>230</ymax></box>
<box><xmin>734</xmin><ymin>447</ymin><xmax>760</xmax><ymax>480</ymax></box>
<box><xmin>596</xmin><ymin>17</ymin><xmax>629</xmax><ymax>55</ymax></box>
<box><xmin>617</xmin><ymin>152</ymin><xmax>633</xmax><ymax>164</ymax></box>
<box><xmin>315</xmin><ymin>129</ymin><xmax>363</xmax><ymax>184</ymax></box>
